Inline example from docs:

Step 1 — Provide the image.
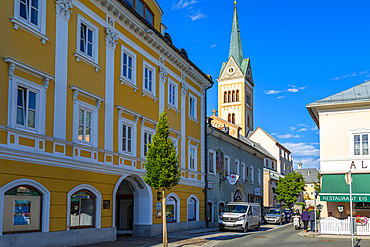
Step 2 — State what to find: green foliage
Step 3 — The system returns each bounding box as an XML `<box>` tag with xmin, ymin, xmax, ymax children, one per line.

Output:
<box><xmin>313</xmin><ymin>171</ymin><xmax>321</xmax><ymax>194</ymax></box>
<box><xmin>273</xmin><ymin>171</ymin><xmax>306</xmax><ymax>208</ymax></box>
<box><xmin>143</xmin><ymin>112</ymin><xmax>180</xmax><ymax>190</ymax></box>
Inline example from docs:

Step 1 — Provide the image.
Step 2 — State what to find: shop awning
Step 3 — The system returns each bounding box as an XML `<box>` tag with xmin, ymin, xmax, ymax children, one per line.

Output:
<box><xmin>320</xmin><ymin>174</ymin><xmax>370</xmax><ymax>202</ymax></box>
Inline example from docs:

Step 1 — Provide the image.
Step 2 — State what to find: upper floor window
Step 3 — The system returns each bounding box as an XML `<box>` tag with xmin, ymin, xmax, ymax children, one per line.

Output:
<box><xmin>224</xmin><ymin>156</ymin><xmax>230</xmax><ymax>175</ymax></box>
<box><xmin>209</xmin><ymin>152</ymin><xmax>214</xmax><ymax>173</ymax></box>
<box><xmin>11</xmin><ymin>0</ymin><xmax>48</xmax><ymax>44</ymax></box>
<box><xmin>169</xmin><ymin>82</ymin><xmax>176</xmax><ymax>106</ymax></box>
<box><xmin>142</xmin><ymin>61</ymin><xmax>157</xmax><ymax>100</ymax></box>
<box><xmin>250</xmin><ymin>166</ymin><xmax>254</xmax><ymax>184</ymax></box>
<box><xmin>246</xmin><ymin>93</ymin><xmax>251</xmax><ymax>106</ymax></box>
<box><xmin>143</xmin><ymin>132</ymin><xmax>152</xmax><ymax>156</ymax></box>
<box><xmin>120</xmin><ymin>45</ymin><xmax>137</xmax><ymax>90</ymax></box>
<box><xmin>19</xmin><ymin>0</ymin><xmax>39</xmax><ymax>26</ymax></box>
<box><xmin>241</xmin><ymin>162</ymin><xmax>245</xmax><ymax>182</ymax></box>
<box><xmin>272</xmin><ymin>161</ymin><xmax>274</xmax><ymax>170</ymax></box>
<box><xmin>189</xmin><ymin>148</ymin><xmax>195</xmax><ymax>170</ymax></box>
<box><xmin>17</xmin><ymin>86</ymin><xmax>37</xmax><ymax>129</ymax></box>
<box><xmin>124</xmin><ymin>0</ymin><xmax>154</xmax><ymax>25</ymax></box>
<box><xmin>188</xmin><ymin>93</ymin><xmax>197</xmax><ymax>121</ymax></box>
<box><xmin>354</xmin><ymin>134</ymin><xmax>369</xmax><ymax>155</ymax></box>
<box><xmin>236</xmin><ymin>160</ymin><xmax>240</xmax><ymax>176</ymax></box>
<box><xmin>78</xmin><ymin>109</ymin><xmax>92</xmax><ymax>143</ymax></box>
<box><xmin>75</xmin><ymin>14</ymin><xmax>100</xmax><ymax>71</ymax></box>
<box><xmin>122</xmin><ymin>124</ymin><xmax>132</xmax><ymax>153</ymax></box>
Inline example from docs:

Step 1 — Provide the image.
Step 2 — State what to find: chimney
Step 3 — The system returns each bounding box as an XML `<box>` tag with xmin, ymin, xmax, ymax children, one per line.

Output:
<box><xmin>298</xmin><ymin>161</ymin><xmax>302</xmax><ymax>169</ymax></box>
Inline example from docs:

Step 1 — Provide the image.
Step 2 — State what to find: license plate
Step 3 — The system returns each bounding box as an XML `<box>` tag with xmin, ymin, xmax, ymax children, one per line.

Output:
<box><xmin>224</xmin><ymin>223</ymin><xmax>232</xmax><ymax>226</ymax></box>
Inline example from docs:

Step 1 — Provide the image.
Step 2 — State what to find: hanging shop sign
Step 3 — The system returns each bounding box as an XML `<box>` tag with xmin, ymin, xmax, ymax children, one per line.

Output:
<box><xmin>227</xmin><ymin>174</ymin><xmax>239</xmax><ymax>185</ymax></box>
<box><xmin>255</xmin><ymin>187</ymin><xmax>261</xmax><ymax>196</ymax></box>
<box><xmin>207</xmin><ymin>181</ymin><xmax>213</xmax><ymax>189</ymax></box>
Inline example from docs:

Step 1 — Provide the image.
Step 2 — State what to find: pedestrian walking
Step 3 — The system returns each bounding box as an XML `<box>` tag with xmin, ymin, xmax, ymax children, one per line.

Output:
<box><xmin>301</xmin><ymin>208</ymin><xmax>309</xmax><ymax>232</ymax></box>
<box><xmin>308</xmin><ymin>209</ymin><xmax>316</xmax><ymax>232</ymax></box>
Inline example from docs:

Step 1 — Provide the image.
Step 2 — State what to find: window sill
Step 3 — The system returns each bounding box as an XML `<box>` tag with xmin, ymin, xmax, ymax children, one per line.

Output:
<box><xmin>119</xmin><ymin>77</ymin><xmax>138</xmax><ymax>92</ymax></box>
<box><xmin>75</xmin><ymin>139</ymin><xmax>94</xmax><ymax>148</ymax></box>
<box><xmin>141</xmin><ymin>90</ymin><xmax>157</xmax><ymax>103</ymax></box>
<box><xmin>188</xmin><ymin>116</ymin><xmax>198</xmax><ymax>125</ymax></box>
<box><xmin>167</xmin><ymin>103</ymin><xmax>179</xmax><ymax>114</ymax></box>
<box><xmin>10</xmin><ymin>18</ymin><xmax>49</xmax><ymax>45</ymax></box>
<box><xmin>74</xmin><ymin>52</ymin><xmax>101</xmax><ymax>72</ymax></box>
<box><xmin>14</xmin><ymin>125</ymin><xmax>38</xmax><ymax>135</ymax></box>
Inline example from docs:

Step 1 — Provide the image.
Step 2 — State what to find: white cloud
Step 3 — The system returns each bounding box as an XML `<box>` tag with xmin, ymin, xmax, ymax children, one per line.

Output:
<box><xmin>293</xmin><ymin>158</ymin><xmax>320</xmax><ymax>170</ymax></box>
<box><xmin>188</xmin><ymin>10</ymin><xmax>206</xmax><ymax>21</ymax></box>
<box><xmin>277</xmin><ymin>96</ymin><xmax>285</xmax><ymax>99</ymax></box>
<box><xmin>330</xmin><ymin>69</ymin><xmax>369</xmax><ymax>81</ymax></box>
<box><xmin>210</xmin><ymin>43</ymin><xmax>217</xmax><ymax>48</ymax></box>
<box><xmin>276</xmin><ymin>134</ymin><xmax>301</xmax><ymax>139</ymax></box>
<box><xmin>287</xmin><ymin>88</ymin><xmax>299</xmax><ymax>93</ymax></box>
<box><xmin>283</xmin><ymin>142</ymin><xmax>320</xmax><ymax>157</ymax></box>
<box><xmin>289</xmin><ymin>126</ymin><xmax>296</xmax><ymax>131</ymax></box>
<box><xmin>297</xmin><ymin>128</ymin><xmax>308</xmax><ymax>132</ymax></box>
<box><xmin>264</xmin><ymin>89</ymin><xmax>282</xmax><ymax>95</ymax></box>
<box><xmin>173</xmin><ymin>0</ymin><xmax>198</xmax><ymax>9</ymax></box>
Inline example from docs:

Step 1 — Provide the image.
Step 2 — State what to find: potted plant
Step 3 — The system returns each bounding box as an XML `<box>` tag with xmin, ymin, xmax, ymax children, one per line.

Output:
<box><xmin>356</xmin><ymin>215</ymin><xmax>368</xmax><ymax>226</ymax></box>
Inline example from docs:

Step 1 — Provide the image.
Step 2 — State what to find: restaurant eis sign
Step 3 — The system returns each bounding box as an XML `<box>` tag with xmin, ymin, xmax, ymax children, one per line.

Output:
<box><xmin>321</xmin><ymin>195</ymin><xmax>370</xmax><ymax>202</ymax></box>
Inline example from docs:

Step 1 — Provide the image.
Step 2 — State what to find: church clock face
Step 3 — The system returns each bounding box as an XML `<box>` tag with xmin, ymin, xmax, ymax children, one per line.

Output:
<box><xmin>227</xmin><ymin>66</ymin><xmax>236</xmax><ymax>76</ymax></box>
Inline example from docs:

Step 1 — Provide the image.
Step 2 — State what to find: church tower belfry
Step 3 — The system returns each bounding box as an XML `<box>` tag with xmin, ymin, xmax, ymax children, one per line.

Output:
<box><xmin>217</xmin><ymin>1</ymin><xmax>254</xmax><ymax>137</ymax></box>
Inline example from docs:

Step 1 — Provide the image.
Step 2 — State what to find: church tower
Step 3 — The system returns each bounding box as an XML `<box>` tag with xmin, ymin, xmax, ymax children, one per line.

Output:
<box><xmin>217</xmin><ymin>2</ymin><xmax>254</xmax><ymax>137</ymax></box>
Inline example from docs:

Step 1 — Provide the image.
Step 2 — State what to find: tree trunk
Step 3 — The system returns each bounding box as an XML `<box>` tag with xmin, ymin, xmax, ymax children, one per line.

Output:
<box><xmin>162</xmin><ymin>187</ymin><xmax>167</xmax><ymax>247</ymax></box>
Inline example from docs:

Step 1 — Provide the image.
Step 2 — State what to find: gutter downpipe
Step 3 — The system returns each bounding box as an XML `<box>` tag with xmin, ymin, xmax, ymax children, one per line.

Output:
<box><xmin>204</xmin><ymin>77</ymin><xmax>214</xmax><ymax>228</ymax></box>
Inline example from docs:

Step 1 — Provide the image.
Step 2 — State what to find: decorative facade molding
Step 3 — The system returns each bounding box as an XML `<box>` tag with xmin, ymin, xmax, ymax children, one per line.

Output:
<box><xmin>105</xmin><ymin>27</ymin><xmax>118</xmax><ymax>50</ymax></box>
<box><xmin>181</xmin><ymin>82</ymin><xmax>188</xmax><ymax>97</ymax></box>
<box><xmin>56</xmin><ymin>0</ymin><xmax>73</xmax><ymax>20</ymax></box>
<box><xmin>9</xmin><ymin>63</ymin><xmax>15</xmax><ymax>80</ymax></box>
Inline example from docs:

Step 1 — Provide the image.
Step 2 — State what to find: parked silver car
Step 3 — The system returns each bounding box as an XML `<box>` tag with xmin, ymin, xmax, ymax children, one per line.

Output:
<box><xmin>264</xmin><ymin>208</ymin><xmax>286</xmax><ymax>224</ymax></box>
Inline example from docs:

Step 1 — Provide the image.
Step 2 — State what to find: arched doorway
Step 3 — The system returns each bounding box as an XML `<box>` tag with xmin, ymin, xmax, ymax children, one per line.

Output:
<box><xmin>113</xmin><ymin>175</ymin><xmax>152</xmax><ymax>236</ymax></box>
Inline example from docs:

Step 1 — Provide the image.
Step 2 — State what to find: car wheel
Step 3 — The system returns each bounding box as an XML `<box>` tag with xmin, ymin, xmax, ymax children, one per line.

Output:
<box><xmin>255</xmin><ymin>222</ymin><xmax>261</xmax><ymax>231</ymax></box>
<box><xmin>219</xmin><ymin>227</ymin><xmax>224</xmax><ymax>232</ymax></box>
<box><xmin>243</xmin><ymin>224</ymin><xmax>248</xmax><ymax>233</ymax></box>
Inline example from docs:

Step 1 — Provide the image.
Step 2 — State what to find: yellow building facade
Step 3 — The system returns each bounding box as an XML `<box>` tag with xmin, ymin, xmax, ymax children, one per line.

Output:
<box><xmin>0</xmin><ymin>0</ymin><xmax>212</xmax><ymax>246</ymax></box>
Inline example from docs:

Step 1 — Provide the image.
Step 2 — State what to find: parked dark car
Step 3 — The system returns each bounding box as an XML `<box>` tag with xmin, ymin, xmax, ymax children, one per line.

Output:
<box><xmin>283</xmin><ymin>209</ymin><xmax>292</xmax><ymax>223</ymax></box>
<box><xmin>264</xmin><ymin>208</ymin><xmax>286</xmax><ymax>224</ymax></box>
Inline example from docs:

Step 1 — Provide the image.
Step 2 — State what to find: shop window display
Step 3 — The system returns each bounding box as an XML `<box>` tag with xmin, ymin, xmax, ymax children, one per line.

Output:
<box><xmin>70</xmin><ymin>190</ymin><xmax>95</xmax><ymax>228</ymax></box>
<box><xmin>3</xmin><ymin>185</ymin><xmax>41</xmax><ymax>234</ymax></box>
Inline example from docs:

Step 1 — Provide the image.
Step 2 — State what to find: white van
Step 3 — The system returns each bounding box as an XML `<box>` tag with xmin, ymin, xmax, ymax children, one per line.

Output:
<box><xmin>218</xmin><ymin>202</ymin><xmax>261</xmax><ymax>232</ymax></box>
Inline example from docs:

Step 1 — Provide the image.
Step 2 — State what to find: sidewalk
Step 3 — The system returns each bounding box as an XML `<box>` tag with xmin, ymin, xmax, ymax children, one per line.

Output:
<box><xmin>77</xmin><ymin>227</ymin><xmax>220</xmax><ymax>247</ymax></box>
<box><xmin>298</xmin><ymin>230</ymin><xmax>370</xmax><ymax>239</ymax></box>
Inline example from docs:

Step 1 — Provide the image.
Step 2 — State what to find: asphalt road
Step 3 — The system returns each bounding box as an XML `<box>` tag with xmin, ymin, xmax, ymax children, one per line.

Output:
<box><xmin>212</xmin><ymin>223</ymin><xmax>370</xmax><ymax>247</ymax></box>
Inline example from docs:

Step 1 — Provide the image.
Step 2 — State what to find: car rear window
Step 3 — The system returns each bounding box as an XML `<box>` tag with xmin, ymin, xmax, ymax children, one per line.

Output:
<box><xmin>267</xmin><ymin>209</ymin><xmax>280</xmax><ymax>214</ymax></box>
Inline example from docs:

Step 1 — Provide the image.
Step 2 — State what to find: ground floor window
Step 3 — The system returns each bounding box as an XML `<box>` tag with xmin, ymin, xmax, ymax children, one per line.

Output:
<box><xmin>3</xmin><ymin>185</ymin><xmax>42</xmax><ymax>234</ymax></box>
<box><xmin>70</xmin><ymin>190</ymin><xmax>95</xmax><ymax>228</ymax></box>
<box><xmin>166</xmin><ymin>197</ymin><xmax>177</xmax><ymax>223</ymax></box>
<box><xmin>188</xmin><ymin>198</ymin><xmax>196</xmax><ymax>221</ymax></box>
<box><xmin>206</xmin><ymin>202</ymin><xmax>213</xmax><ymax>222</ymax></box>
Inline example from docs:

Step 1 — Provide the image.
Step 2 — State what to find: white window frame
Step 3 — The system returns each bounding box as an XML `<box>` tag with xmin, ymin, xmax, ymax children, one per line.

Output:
<box><xmin>224</xmin><ymin>155</ymin><xmax>230</xmax><ymax>176</ymax></box>
<box><xmin>187</xmin><ymin>194</ymin><xmax>199</xmax><ymax>222</ymax></box>
<box><xmin>350</xmin><ymin>129</ymin><xmax>370</xmax><ymax>156</ymax></box>
<box><xmin>189</xmin><ymin>146</ymin><xmax>196</xmax><ymax>171</ymax></box>
<box><xmin>11</xmin><ymin>0</ymin><xmax>49</xmax><ymax>44</ymax></box>
<box><xmin>142</xmin><ymin>60</ymin><xmax>157</xmax><ymax>101</ymax></box>
<box><xmin>170</xmin><ymin>136</ymin><xmax>179</xmax><ymax>155</ymax></box>
<box><xmin>66</xmin><ymin>184</ymin><xmax>102</xmax><ymax>230</ymax></box>
<box><xmin>241</xmin><ymin>162</ymin><xmax>246</xmax><ymax>182</ymax></box>
<box><xmin>142</xmin><ymin>126</ymin><xmax>155</xmax><ymax>159</ymax></box>
<box><xmin>236</xmin><ymin>159</ymin><xmax>240</xmax><ymax>176</ymax></box>
<box><xmin>166</xmin><ymin>193</ymin><xmax>180</xmax><ymax>223</ymax></box>
<box><xmin>74</xmin><ymin>101</ymin><xmax>98</xmax><ymax>146</ymax></box>
<box><xmin>9</xmin><ymin>76</ymin><xmax>46</xmax><ymax>134</ymax></box>
<box><xmin>188</xmin><ymin>92</ymin><xmax>198</xmax><ymax>123</ymax></box>
<box><xmin>74</xmin><ymin>14</ymin><xmax>100</xmax><ymax>72</ymax></box>
<box><xmin>250</xmin><ymin>166</ymin><xmax>254</xmax><ymax>184</ymax></box>
<box><xmin>167</xmin><ymin>79</ymin><xmax>178</xmax><ymax>112</ymax></box>
<box><xmin>208</xmin><ymin>149</ymin><xmax>216</xmax><ymax>175</ymax></box>
<box><xmin>118</xmin><ymin>118</ymin><xmax>137</xmax><ymax>156</ymax></box>
<box><xmin>119</xmin><ymin>44</ymin><xmax>138</xmax><ymax>92</ymax></box>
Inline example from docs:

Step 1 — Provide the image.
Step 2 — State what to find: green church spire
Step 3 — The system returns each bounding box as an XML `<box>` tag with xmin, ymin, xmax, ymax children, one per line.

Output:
<box><xmin>229</xmin><ymin>2</ymin><xmax>243</xmax><ymax>66</ymax></box>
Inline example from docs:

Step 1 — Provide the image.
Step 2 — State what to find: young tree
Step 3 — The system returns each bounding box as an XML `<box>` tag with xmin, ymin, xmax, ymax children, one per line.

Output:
<box><xmin>313</xmin><ymin>171</ymin><xmax>321</xmax><ymax>194</ymax></box>
<box><xmin>143</xmin><ymin>112</ymin><xmax>180</xmax><ymax>247</ymax></box>
<box><xmin>273</xmin><ymin>171</ymin><xmax>306</xmax><ymax>208</ymax></box>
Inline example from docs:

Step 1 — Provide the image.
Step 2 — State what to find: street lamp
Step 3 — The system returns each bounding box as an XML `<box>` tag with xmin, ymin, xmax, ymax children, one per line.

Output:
<box><xmin>337</xmin><ymin>205</ymin><xmax>344</xmax><ymax>219</ymax></box>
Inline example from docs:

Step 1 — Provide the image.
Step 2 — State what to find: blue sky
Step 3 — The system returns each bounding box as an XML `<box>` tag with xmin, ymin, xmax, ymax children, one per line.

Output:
<box><xmin>157</xmin><ymin>0</ymin><xmax>370</xmax><ymax>170</ymax></box>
